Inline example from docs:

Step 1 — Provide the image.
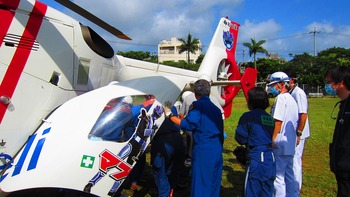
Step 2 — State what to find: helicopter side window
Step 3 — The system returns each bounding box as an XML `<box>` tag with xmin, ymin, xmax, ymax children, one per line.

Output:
<box><xmin>49</xmin><ymin>71</ymin><xmax>60</xmax><ymax>86</ymax></box>
<box><xmin>88</xmin><ymin>95</ymin><xmax>157</xmax><ymax>143</ymax></box>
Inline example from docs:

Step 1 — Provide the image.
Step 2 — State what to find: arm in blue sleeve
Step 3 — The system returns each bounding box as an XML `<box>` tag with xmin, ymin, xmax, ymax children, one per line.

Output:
<box><xmin>235</xmin><ymin>115</ymin><xmax>249</xmax><ymax>145</ymax></box>
<box><xmin>180</xmin><ymin>109</ymin><xmax>200</xmax><ymax>131</ymax></box>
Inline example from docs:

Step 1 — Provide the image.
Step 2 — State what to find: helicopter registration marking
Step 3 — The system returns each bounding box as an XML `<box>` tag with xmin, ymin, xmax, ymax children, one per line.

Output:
<box><xmin>99</xmin><ymin>149</ymin><xmax>132</xmax><ymax>181</ymax></box>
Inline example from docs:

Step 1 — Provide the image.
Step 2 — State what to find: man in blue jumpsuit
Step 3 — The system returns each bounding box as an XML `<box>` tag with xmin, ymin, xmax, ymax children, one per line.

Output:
<box><xmin>169</xmin><ymin>79</ymin><xmax>224</xmax><ymax>197</ymax></box>
<box><xmin>235</xmin><ymin>87</ymin><xmax>276</xmax><ymax>197</ymax></box>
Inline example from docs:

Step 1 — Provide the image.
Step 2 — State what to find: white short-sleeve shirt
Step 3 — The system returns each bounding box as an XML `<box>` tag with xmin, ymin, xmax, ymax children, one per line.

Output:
<box><xmin>290</xmin><ymin>86</ymin><xmax>310</xmax><ymax>139</ymax></box>
<box><xmin>271</xmin><ymin>92</ymin><xmax>299</xmax><ymax>156</ymax></box>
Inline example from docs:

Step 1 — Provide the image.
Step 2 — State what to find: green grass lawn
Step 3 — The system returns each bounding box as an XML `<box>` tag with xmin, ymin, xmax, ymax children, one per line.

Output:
<box><xmin>122</xmin><ymin>94</ymin><xmax>339</xmax><ymax>197</ymax></box>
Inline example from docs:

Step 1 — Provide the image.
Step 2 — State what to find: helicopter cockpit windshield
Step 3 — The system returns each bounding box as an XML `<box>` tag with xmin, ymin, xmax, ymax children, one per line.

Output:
<box><xmin>88</xmin><ymin>95</ymin><xmax>157</xmax><ymax>142</ymax></box>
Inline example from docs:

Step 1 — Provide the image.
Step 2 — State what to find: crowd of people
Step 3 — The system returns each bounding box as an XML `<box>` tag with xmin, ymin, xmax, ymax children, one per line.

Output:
<box><xmin>151</xmin><ymin>70</ymin><xmax>310</xmax><ymax>197</ymax></box>
<box><xmin>114</xmin><ymin>65</ymin><xmax>349</xmax><ymax>197</ymax></box>
<box><xmin>234</xmin><ymin>70</ymin><xmax>306</xmax><ymax>197</ymax></box>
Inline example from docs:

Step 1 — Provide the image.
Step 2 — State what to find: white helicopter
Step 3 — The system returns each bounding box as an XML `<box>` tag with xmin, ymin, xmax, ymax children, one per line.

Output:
<box><xmin>0</xmin><ymin>0</ymin><xmax>257</xmax><ymax>196</ymax></box>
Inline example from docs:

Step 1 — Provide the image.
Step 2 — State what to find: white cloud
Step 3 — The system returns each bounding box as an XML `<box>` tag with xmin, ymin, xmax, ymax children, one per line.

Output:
<box><xmin>69</xmin><ymin>0</ymin><xmax>243</xmax><ymax>52</ymax></box>
<box><xmin>306</xmin><ymin>21</ymin><xmax>334</xmax><ymax>33</ymax></box>
<box><xmin>47</xmin><ymin>0</ymin><xmax>350</xmax><ymax>60</ymax></box>
<box><xmin>239</xmin><ymin>19</ymin><xmax>282</xmax><ymax>42</ymax></box>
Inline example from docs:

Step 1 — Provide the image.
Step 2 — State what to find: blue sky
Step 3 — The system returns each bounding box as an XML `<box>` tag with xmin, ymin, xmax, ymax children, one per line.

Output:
<box><xmin>40</xmin><ymin>0</ymin><xmax>350</xmax><ymax>63</ymax></box>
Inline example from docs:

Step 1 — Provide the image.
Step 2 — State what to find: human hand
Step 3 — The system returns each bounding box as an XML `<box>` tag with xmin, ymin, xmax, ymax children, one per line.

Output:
<box><xmin>163</xmin><ymin>100</ymin><xmax>172</xmax><ymax>116</ymax></box>
<box><xmin>296</xmin><ymin>136</ymin><xmax>300</xmax><ymax>146</ymax></box>
<box><xmin>272</xmin><ymin>140</ymin><xmax>276</xmax><ymax>148</ymax></box>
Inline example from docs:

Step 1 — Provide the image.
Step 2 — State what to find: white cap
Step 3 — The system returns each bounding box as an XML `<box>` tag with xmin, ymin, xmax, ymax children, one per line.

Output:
<box><xmin>181</xmin><ymin>91</ymin><xmax>193</xmax><ymax>101</ymax></box>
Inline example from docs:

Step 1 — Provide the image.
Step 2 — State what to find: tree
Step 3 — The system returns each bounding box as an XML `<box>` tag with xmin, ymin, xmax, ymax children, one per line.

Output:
<box><xmin>178</xmin><ymin>33</ymin><xmax>201</xmax><ymax>64</ymax></box>
<box><xmin>255</xmin><ymin>58</ymin><xmax>284</xmax><ymax>82</ymax></box>
<box><xmin>243</xmin><ymin>38</ymin><xmax>269</xmax><ymax>70</ymax></box>
<box><xmin>116</xmin><ymin>51</ymin><xmax>150</xmax><ymax>60</ymax></box>
<box><xmin>195</xmin><ymin>54</ymin><xmax>205</xmax><ymax>64</ymax></box>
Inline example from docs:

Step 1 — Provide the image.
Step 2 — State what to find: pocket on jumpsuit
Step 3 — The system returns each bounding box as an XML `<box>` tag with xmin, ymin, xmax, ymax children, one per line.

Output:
<box><xmin>249</xmin><ymin>158</ymin><xmax>276</xmax><ymax>182</ymax></box>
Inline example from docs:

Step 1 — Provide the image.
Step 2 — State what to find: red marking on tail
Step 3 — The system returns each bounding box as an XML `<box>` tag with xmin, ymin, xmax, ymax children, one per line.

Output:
<box><xmin>222</xmin><ymin>21</ymin><xmax>241</xmax><ymax>118</ymax></box>
<box><xmin>240</xmin><ymin>68</ymin><xmax>258</xmax><ymax>100</ymax></box>
<box><xmin>221</xmin><ymin>21</ymin><xmax>258</xmax><ymax>118</ymax></box>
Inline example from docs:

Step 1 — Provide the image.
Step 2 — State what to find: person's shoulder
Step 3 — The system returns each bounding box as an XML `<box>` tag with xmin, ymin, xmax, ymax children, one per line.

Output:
<box><xmin>287</xmin><ymin>93</ymin><xmax>298</xmax><ymax>104</ymax></box>
<box><xmin>275</xmin><ymin>93</ymin><xmax>285</xmax><ymax>101</ymax></box>
<box><xmin>276</xmin><ymin>93</ymin><xmax>292</xmax><ymax>104</ymax></box>
<box><xmin>184</xmin><ymin>93</ymin><xmax>196</xmax><ymax>102</ymax></box>
<box><xmin>295</xmin><ymin>86</ymin><xmax>307</xmax><ymax>96</ymax></box>
<box><xmin>240</xmin><ymin>111</ymin><xmax>252</xmax><ymax>118</ymax></box>
<box><xmin>249</xmin><ymin>108</ymin><xmax>269</xmax><ymax>116</ymax></box>
<box><xmin>260</xmin><ymin>110</ymin><xmax>273</xmax><ymax>119</ymax></box>
<box><xmin>189</xmin><ymin>99</ymin><xmax>205</xmax><ymax>111</ymax></box>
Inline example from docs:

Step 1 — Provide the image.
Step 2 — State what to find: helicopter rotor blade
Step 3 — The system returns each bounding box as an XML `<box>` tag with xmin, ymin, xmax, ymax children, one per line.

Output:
<box><xmin>55</xmin><ymin>0</ymin><xmax>132</xmax><ymax>40</ymax></box>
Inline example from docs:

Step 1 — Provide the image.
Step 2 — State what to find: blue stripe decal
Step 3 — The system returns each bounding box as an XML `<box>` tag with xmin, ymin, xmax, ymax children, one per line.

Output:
<box><xmin>42</xmin><ymin>127</ymin><xmax>50</xmax><ymax>135</ymax></box>
<box><xmin>12</xmin><ymin>134</ymin><xmax>37</xmax><ymax>176</ymax></box>
<box><xmin>0</xmin><ymin>173</ymin><xmax>8</xmax><ymax>182</ymax></box>
<box><xmin>27</xmin><ymin>138</ymin><xmax>45</xmax><ymax>171</ymax></box>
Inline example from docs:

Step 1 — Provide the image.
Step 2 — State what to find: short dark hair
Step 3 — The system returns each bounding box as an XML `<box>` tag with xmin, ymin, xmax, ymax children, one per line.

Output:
<box><xmin>325</xmin><ymin>66</ymin><xmax>350</xmax><ymax>90</ymax></box>
<box><xmin>283</xmin><ymin>68</ymin><xmax>297</xmax><ymax>78</ymax></box>
<box><xmin>194</xmin><ymin>79</ymin><xmax>210</xmax><ymax>97</ymax></box>
<box><xmin>247</xmin><ymin>87</ymin><xmax>269</xmax><ymax>110</ymax></box>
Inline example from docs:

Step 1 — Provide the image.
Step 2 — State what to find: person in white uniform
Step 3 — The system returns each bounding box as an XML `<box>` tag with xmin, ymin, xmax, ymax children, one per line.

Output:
<box><xmin>284</xmin><ymin>68</ymin><xmax>310</xmax><ymax>196</ymax></box>
<box><xmin>267</xmin><ymin>71</ymin><xmax>299</xmax><ymax>197</ymax></box>
<box><xmin>179</xmin><ymin>91</ymin><xmax>196</xmax><ymax>119</ymax></box>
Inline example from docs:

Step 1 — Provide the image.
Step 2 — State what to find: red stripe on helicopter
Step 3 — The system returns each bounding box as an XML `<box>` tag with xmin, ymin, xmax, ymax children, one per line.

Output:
<box><xmin>0</xmin><ymin>0</ymin><xmax>20</xmax><ymax>47</ymax></box>
<box><xmin>0</xmin><ymin>1</ymin><xmax>47</xmax><ymax>123</ymax></box>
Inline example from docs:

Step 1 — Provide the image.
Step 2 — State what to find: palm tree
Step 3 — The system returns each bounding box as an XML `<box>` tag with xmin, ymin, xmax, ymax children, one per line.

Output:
<box><xmin>243</xmin><ymin>38</ymin><xmax>269</xmax><ymax>70</ymax></box>
<box><xmin>178</xmin><ymin>33</ymin><xmax>201</xmax><ymax>63</ymax></box>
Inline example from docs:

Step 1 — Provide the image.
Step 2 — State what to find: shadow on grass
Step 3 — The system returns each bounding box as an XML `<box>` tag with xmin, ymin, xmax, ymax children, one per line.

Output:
<box><xmin>221</xmin><ymin>148</ymin><xmax>246</xmax><ymax>197</ymax></box>
<box><xmin>119</xmin><ymin>149</ymin><xmax>245</xmax><ymax>197</ymax></box>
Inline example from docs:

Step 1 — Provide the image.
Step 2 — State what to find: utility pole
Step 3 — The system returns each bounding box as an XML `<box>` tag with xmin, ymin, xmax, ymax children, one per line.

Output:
<box><xmin>309</xmin><ymin>27</ymin><xmax>320</xmax><ymax>56</ymax></box>
<box><xmin>243</xmin><ymin>49</ymin><xmax>245</xmax><ymax>62</ymax></box>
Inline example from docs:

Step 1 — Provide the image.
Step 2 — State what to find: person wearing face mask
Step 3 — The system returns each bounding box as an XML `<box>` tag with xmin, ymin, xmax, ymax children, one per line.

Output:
<box><xmin>325</xmin><ymin>66</ymin><xmax>350</xmax><ymax>197</ymax></box>
<box><xmin>283</xmin><ymin>68</ymin><xmax>310</xmax><ymax>197</ymax></box>
<box><xmin>267</xmin><ymin>71</ymin><xmax>299</xmax><ymax>197</ymax></box>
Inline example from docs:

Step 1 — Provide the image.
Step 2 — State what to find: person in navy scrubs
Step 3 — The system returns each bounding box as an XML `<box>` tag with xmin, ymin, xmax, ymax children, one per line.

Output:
<box><xmin>151</xmin><ymin>105</ymin><xmax>185</xmax><ymax>197</ymax></box>
<box><xmin>235</xmin><ymin>87</ymin><xmax>276</xmax><ymax>197</ymax></box>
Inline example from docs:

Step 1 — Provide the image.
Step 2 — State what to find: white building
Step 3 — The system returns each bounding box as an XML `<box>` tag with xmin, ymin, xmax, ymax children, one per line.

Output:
<box><xmin>158</xmin><ymin>37</ymin><xmax>202</xmax><ymax>63</ymax></box>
